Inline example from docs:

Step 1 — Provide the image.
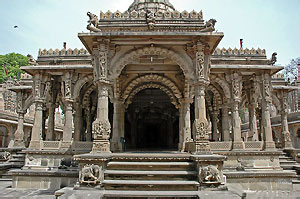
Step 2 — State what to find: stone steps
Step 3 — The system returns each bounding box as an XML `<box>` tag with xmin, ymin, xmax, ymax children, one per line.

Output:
<box><xmin>104</xmin><ymin>160</ymin><xmax>198</xmax><ymax>191</ymax></box>
<box><xmin>102</xmin><ymin>190</ymin><xmax>199</xmax><ymax>198</ymax></box>
<box><xmin>103</xmin><ymin>180</ymin><xmax>200</xmax><ymax>191</ymax></box>
<box><xmin>104</xmin><ymin>170</ymin><xmax>197</xmax><ymax>181</ymax></box>
<box><xmin>107</xmin><ymin>161</ymin><xmax>195</xmax><ymax>171</ymax></box>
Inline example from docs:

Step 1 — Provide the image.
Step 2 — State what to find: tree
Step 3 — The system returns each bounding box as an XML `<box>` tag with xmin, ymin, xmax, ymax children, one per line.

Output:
<box><xmin>283</xmin><ymin>57</ymin><xmax>300</xmax><ymax>83</ymax></box>
<box><xmin>0</xmin><ymin>53</ymin><xmax>29</xmax><ymax>84</ymax></box>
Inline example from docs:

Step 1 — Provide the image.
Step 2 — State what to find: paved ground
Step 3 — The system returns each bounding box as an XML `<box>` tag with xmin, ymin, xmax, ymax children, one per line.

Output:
<box><xmin>0</xmin><ymin>180</ymin><xmax>299</xmax><ymax>199</ymax></box>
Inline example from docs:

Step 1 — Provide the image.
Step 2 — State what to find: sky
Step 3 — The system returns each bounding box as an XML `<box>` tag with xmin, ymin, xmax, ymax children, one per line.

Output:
<box><xmin>0</xmin><ymin>0</ymin><xmax>299</xmax><ymax>66</ymax></box>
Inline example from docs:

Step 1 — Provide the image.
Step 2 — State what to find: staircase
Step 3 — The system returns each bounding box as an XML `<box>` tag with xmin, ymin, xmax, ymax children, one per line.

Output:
<box><xmin>8</xmin><ymin>151</ymin><xmax>25</xmax><ymax>168</ymax></box>
<box><xmin>103</xmin><ymin>158</ymin><xmax>199</xmax><ymax>191</ymax></box>
<box><xmin>279</xmin><ymin>151</ymin><xmax>300</xmax><ymax>185</ymax></box>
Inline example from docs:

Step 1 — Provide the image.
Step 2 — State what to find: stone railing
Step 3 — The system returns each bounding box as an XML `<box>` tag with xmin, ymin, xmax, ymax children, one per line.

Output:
<box><xmin>272</xmin><ymin>73</ymin><xmax>285</xmax><ymax>79</ymax></box>
<box><xmin>210</xmin><ymin>141</ymin><xmax>232</xmax><ymax>151</ymax></box>
<box><xmin>244</xmin><ymin>141</ymin><xmax>263</xmax><ymax>151</ymax></box>
<box><xmin>213</xmin><ymin>48</ymin><xmax>266</xmax><ymax>56</ymax></box>
<box><xmin>38</xmin><ymin>48</ymin><xmax>89</xmax><ymax>57</ymax></box>
<box><xmin>40</xmin><ymin>141</ymin><xmax>93</xmax><ymax>152</ymax></box>
<box><xmin>99</xmin><ymin>10</ymin><xmax>203</xmax><ymax>20</ymax></box>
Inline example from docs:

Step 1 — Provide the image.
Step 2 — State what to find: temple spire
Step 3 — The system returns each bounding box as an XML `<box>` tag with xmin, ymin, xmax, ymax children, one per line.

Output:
<box><xmin>128</xmin><ymin>0</ymin><xmax>175</xmax><ymax>12</ymax></box>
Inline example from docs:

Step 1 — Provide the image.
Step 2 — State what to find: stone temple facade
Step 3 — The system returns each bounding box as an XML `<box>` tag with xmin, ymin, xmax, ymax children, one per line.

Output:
<box><xmin>1</xmin><ymin>0</ymin><xmax>300</xmax><ymax>197</ymax></box>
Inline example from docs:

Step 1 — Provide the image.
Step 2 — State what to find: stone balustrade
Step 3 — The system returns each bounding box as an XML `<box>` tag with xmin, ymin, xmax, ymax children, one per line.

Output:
<box><xmin>38</xmin><ymin>48</ymin><xmax>89</xmax><ymax>57</ymax></box>
<box><xmin>41</xmin><ymin>141</ymin><xmax>93</xmax><ymax>152</ymax></box>
<box><xmin>99</xmin><ymin>10</ymin><xmax>203</xmax><ymax>20</ymax></box>
<box><xmin>210</xmin><ymin>141</ymin><xmax>232</xmax><ymax>151</ymax></box>
<box><xmin>213</xmin><ymin>48</ymin><xmax>266</xmax><ymax>56</ymax></box>
<box><xmin>244</xmin><ymin>141</ymin><xmax>264</xmax><ymax>151</ymax></box>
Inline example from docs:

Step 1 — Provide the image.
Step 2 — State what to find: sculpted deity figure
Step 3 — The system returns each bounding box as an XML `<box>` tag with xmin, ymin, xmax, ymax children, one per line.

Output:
<box><xmin>196</xmin><ymin>51</ymin><xmax>205</xmax><ymax>79</ymax></box>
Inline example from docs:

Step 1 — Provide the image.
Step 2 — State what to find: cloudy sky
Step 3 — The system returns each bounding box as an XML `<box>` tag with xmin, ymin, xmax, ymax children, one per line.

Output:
<box><xmin>0</xmin><ymin>0</ymin><xmax>299</xmax><ymax>66</ymax></box>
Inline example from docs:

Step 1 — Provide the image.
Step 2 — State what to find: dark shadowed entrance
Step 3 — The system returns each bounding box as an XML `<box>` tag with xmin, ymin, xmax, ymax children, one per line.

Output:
<box><xmin>125</xmin><ymin>88</ymin><xmax>179</xmax><ymax>151</ymax></box>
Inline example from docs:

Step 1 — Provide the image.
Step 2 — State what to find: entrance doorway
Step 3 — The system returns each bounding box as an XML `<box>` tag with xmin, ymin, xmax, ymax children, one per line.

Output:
<box><xmin>125</xmin><ymin>89</ymin><xmax>179</xmax><ymax>151</ymax></box>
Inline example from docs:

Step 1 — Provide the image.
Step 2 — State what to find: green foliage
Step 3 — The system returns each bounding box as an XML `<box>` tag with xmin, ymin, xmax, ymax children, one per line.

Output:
<box><xmin>0</xmin><ymin>53</ymin><xmax>29</xmax><ymax>83</ymax></box>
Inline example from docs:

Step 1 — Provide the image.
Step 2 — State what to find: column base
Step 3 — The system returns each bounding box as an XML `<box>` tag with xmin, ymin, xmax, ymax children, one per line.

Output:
<box><xmin>13</xmin><ymin>141</ymin><xmax>25</xmax><ymax>148</ymax></box>
<box><xmin>111</xmin><ymin>141</ymin><xmax>122</xmax><ymax>152</ymax></box>
<box><xmin>92</xmin><ymin>140</ymin><xmax>111</xmax><ymax>153</ymax></box>
<box><xmin>264</xmin><ymin>141</ymin><xmax>276</xmax><ymax>151</ymax></box>
<box><xmin>29</xmin><ymin>141</ymin><xmax>41</xmax><ymax>149</ymax></box>
<box><xmin>283</xmin><ymin>141</ymin><xmax>294</xmax><ymax>149</ymax></box>
<box><xmin>232</xmin><ymin>141</ymin><xmax>245</xmax><ymax>150</ymax></box>
<box><xmin>60</xmin><ymin>141</ymin><xmax>72</xmax><ymax>149</ymax></box>
<box><xmin>194</xmin><ymin>141</ymin><xmax>212</xmax><ymax>155</ymax></box>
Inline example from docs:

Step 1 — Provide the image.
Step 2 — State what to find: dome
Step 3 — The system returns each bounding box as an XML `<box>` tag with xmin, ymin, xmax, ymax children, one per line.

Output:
<box><xmin>128</xmin><ymin>0</ymin><xmax>175</xmax><ymax>13</ymax></box>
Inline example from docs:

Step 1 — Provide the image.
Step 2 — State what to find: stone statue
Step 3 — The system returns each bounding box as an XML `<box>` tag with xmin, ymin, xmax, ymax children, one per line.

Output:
<box><xmin>93</xmin><ymin>120</ymin><xmax>111</xmax><ymax>140</ymax></box>
<box><xmin>267</xmin><ymin>52</ymin><xmax>277</xmax><ymax>65</ymax></box>
<box><xmin>201</xmin><ymin>19</ymin><xmax>217</xmax><ymax>32</ymax></box>
<box><xmin>196</xmin><ymin>51</ymin><xmax>205</xmax><ymax>78</ymax></box>
<box><xmin>87</xmin><ymin>12</ymin><xmax>101</xmax><ymax>32</ymax></box>
<box><xmin>27</xmin><ymin>54</ymin><xmax>37</xmax><ymax>66</ymax></box>
<box><xmin>80</xmin><ymin>164</ymin><xmax>101</xmax><ymax>184</ymax></box>
<box><xmin>199</xmin><ymin>165</ymin><xmax>222</xmax><ymax>183</ymax></box>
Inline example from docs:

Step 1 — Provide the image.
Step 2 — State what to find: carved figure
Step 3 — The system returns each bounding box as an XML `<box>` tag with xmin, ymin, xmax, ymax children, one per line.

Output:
<box><xmin>283</xmin><ymin>131</ymin><xmax>292</xmax><ymax>142</ymax></box>
<box><xmin>27</xmin><ymin>54</ymin><xmax>37</xmax><ymax>66</ymax></box>
<box><xmin>87</xmin><ymin>12</ymin><xmax>101</xmax><ymax>32</ymax></box>
<box><xmin>196</xmin><ymin>51</ymin><xmax>205</xmax><ymax>78</ymax></box>
<box><xmin>267</xmin><ymin>52</ymin><xmax>277</xmax><ymax>65</ymax></box>
<box><xmin>201</xmin><ymin>19</ymin><xmax>217</xmax><ymax>32</ymax></box>
<box><xmin>99</xmin><ymin>52</ymin><xmax>107</xmax><ymax>77</ymax></box>
<box><xmin>80</xmin><ymin>164</ymin><xmax>101</xmax><ymax>184</ymax></box>
<box><xmin>199</xmin><ymin>165</ymin><xmax>221</xmax><ymax>183</ymax></box>
<box><xmin>146</xmin><ymin>10</ymin><xmax>156</xmax><ymax>30</ymax></box>
<box><xmin>194</xmin><ymin>119</ymin><xmax>210</xmax><ymax>140</ymax></box>
<box><xmin>93</xmin><ymin>120</ymin><xmax>111</xmax><ymax>139</ymax></box>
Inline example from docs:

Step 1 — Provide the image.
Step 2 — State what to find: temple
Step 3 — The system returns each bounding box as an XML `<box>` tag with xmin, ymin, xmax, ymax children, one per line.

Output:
<box><xmin>1</xmin><ymin>0</ymin><xmax>300</xmax><ymax>198</ymax></box>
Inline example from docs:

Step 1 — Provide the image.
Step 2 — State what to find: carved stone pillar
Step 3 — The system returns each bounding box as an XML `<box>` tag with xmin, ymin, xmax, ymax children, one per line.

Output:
<box><xmin>111</xmin><ymin>101</ymin><xmax>125</xmax><ymax>152</ymax></box>
<box><xmin>192</xmin><ymin>42</ymin><xmax>212</xmax><ymax>154</ymax></box>
<box><xmin>178</xmin><ymin>106</ymin><xmax>184</xmax><ymax>151</ymax></box>
<box><xmin>193</xmin><ymin>84</ymin><xmax>211</xmax><ymax>154</ymax></box>
<box><xmin>85</xmin><ymin>107</ymin><xmax>92</xmax><ymax>142</ymax></box>
<box><xmin>29</xmin><ymin>101</ymin><xmax>44</xmax><ymax>149</ymax></box>
<box><xmin>280</xmin><ymin>91</ymin><xmax>293</xmax><ymax>149</ymax></box>
<box><xmin>230</xmin><ymin>73</ymin><xmax>244</xmax><ymax>150</ymax></box>
<box><xmin>248</xmin><ymin>103</ymin><xmax>259</xmax><ymax>141</ymax></box>
<box><xmin>180</xmin><ymin>99</ymin><xmax>192</xmax><ymax>151</ymax></box>
<box><xmin>63</xmin><ymin>101</ymin><xmax>73</xmax><ymax>142</ymax></box>
<box><xmin>74</xmin><ymin>104</ymin><xmax>83</xmax><ymax>141</ymax></box>
<box><xmin>92</xmin><ymin>83</ymin><xmax>111</xmax><ymax>153</ymax></box>
<box><xmin>212</xmin><ymin>109</ymin><xmax>220</xmax><ymax>142</ymax></box>
<box><xmin>13</xmin><ymin>89</ymin><xmax>29</xmax><ymax>148</ymax></box>
<box><xmin>222</xmin><ymin>104</ymin><xmax>231</xmax><ymax>141</ymax></box>
<box><xmin>261</xmin><ymin>73</ymin><xmax>276</xmax><ymax>150</ymax></box>
<box><xmin>14</xmin><ymin>112</ymin><xmax>25</xmax><ymax>147</ymax></box>
<box><xmin>46</xmin><ymin>103</ymin><xmax>55</xmax><ymax>141</ymax></box>
<box><xmin>29</xmin><ymin>74</ymin><xmax>48</xmax><ymax>149</ymax></box>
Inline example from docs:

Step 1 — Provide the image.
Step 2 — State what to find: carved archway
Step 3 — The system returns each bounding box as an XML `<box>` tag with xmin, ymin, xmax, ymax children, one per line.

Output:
<box><xmin>207</xmin><ymin>84</ymin><xmax>223</xmax><ymax>106</ymax></box>
<box><xmin>110</xmin><ymin>46</ymin><xmax>194</xmax><ymax>79</ymax></box>
<box><xmin>272</xmin><ymin>94</ymin><xmax>282</xmax><ymax>113</ymax></box>
<box><xmin>211</xmin><ymin>75</ymin><xmax>231</xmax><ymax>100</ymax></box>
<box><xmin>121</xmin><ymin>74</ymin><xmax>182</xmax><ymax>103</ymax></box>
<box><xmin>73</xmin><ymin>76</ymin><xmax>91</xmax><ymax>101</ymax></box>
<box><xmin>125</xmin><ymin>83</ymin><xmax>179</xmax><ymax>108</ymax></box>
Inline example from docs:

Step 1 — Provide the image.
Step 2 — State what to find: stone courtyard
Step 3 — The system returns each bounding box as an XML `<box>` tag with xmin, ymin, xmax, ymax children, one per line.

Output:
<box><xmin>1</xmin><ymin>0</ymin><xmax>300</xmax><ymax>198</ymax></box>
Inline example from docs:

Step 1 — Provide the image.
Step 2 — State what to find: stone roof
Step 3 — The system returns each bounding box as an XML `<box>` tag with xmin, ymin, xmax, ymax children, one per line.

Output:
<box><xmin>128</xmin><ymin>0</ymin><xmax>175</xmax><ymax>13</ymax></box>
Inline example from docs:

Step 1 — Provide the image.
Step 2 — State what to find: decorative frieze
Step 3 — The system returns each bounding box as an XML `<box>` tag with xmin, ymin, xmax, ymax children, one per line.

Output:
<box><xmin>213</xmin><ymin>48</ymin><xmax>266</xmax><ymax>56</ymax></box>
<box><xmin>38</xmin><ymin>48</ymin><xmax>89</xmax><ymax>57</ymax></box>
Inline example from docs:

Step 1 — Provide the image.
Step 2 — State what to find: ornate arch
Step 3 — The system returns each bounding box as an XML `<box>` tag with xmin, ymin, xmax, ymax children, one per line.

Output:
<box><xmin>73</xmin><ymin>77</ymin><xmax>91</xmax><ymax>101</ymax></box>
<box><xmin>211</xmin><ymin>75</ymin><xmax>231</xmax><ymax>100</ymax></box>
<box><xmin>125</xmin><ymin>83</ymin><xmax>179</xmax><ymax>108</ymax></box>
<box><xmin>121</xmin><ymin>74</ymin><xmax>182</xmax><ymax>101</ymax></box>
<box><xmin>110</xmin><ymin>47</ymin><xmax>194</xmax><ymax>79</ymax></box>
<box><xmin>207</xmin><ymin>84</ymin><xmax>223</xmax><ymax>106</ymax></box>
<box><xmin>82</xmin><ymin>84</ymin><xmax>97</xmax><ymax>107</ymax></box>
<box><xmin>272</xmin><ymin>94</ymin><xmax>281</xmax><ymax>113</ymax></box>
<box><xmin>23</xmin><ymin>94</ymin><xmax>34</xmax><ymax>111</ymax></box>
